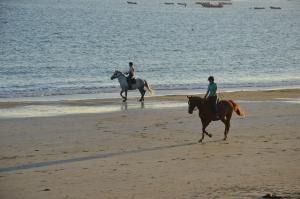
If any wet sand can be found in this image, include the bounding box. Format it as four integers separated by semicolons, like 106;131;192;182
0;89;300;198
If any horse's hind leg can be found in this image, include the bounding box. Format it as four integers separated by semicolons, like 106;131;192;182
138;88;146;102
221;117;231;140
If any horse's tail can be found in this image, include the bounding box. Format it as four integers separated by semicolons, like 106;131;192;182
144;80;154;95
229;100;245;118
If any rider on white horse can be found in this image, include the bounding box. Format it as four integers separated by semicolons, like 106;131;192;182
111;65;153;102
124;62;135;89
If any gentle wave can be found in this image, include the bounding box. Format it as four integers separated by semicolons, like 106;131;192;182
1;81;299;99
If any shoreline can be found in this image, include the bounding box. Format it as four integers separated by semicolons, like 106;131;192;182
1;85;300;102
0;88;299;108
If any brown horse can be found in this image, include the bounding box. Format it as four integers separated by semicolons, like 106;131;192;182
187;96;245;143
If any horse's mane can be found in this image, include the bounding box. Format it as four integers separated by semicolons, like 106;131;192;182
188;96;206;106
190;96;203;99
115;70;125;76
190;96;204;102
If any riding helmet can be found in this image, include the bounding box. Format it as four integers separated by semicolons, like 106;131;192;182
208;76;214;81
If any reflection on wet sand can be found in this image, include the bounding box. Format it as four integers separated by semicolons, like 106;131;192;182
121;102;145;111
0;101;185;119
1;96;299;119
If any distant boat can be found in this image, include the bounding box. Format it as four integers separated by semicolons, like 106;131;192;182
200;2;223;8
127;1;137;4
270;6;281;9
254;7;265;9
177;2;187;6
220;2;232;5
164;2;175;5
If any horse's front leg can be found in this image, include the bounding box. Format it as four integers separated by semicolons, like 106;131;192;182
199;119;211;143
124;90;127;102
120;90;127;102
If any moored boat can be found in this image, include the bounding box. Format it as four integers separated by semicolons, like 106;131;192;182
127;1;137;4
220;2;232;5
200;2;223;8
177;2;187;6
270;6;281;9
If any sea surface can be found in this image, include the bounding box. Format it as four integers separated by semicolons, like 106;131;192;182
1;0;300;100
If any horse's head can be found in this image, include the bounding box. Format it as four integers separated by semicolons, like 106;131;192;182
187;96;202;114
111;70;122;80
187;96;196;114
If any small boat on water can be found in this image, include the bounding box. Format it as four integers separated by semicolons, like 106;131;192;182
127;1;137;4
221;2;232;5
164;2;175;5
177;2;187;6
270;6;281;9
254;7;265;9
200;2;223;8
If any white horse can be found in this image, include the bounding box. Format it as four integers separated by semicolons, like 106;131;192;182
111;70;153;102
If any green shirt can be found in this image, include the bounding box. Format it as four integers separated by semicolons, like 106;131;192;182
207;82;217;97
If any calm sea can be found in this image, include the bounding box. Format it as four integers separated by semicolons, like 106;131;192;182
1;0;300;99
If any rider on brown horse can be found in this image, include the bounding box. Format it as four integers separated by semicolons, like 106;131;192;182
187;95;245;142
204;76;219;120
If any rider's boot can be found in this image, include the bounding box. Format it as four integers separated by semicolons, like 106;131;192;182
213;102;219;120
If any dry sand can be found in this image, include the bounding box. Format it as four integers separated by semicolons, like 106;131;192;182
0;89;300;199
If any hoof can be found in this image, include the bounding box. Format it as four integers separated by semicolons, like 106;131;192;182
139;99;144;102
208;134;212;138
198;139;203;143
123;99;127;102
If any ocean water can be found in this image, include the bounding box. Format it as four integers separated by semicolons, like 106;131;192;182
1;0;300;99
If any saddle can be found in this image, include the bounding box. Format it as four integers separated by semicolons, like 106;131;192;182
127;77;136;89
209;98;220;121
127;77;136;84
130;78;136;84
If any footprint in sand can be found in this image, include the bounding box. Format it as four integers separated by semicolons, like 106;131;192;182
294;148;300;152
0;156;18;160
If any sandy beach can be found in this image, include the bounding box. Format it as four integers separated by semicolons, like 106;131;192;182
0;89;300;199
